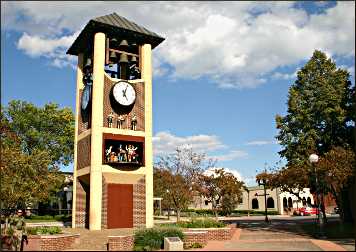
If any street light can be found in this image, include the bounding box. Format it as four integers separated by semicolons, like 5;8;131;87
166;189;170;220
309;153;326;238
256;178;269;223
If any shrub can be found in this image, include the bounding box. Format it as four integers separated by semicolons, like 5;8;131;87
176;218;226;228
26;226;62;235
134;227;184;251
187;242;203;249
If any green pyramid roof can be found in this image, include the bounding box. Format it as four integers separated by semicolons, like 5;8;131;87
67;12;165;55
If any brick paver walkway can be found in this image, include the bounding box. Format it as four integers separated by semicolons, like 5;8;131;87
63;227;133;251
193;221;353;251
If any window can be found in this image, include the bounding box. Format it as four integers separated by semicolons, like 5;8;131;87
205;200;209;206
267;197;274;208
252;199;259;209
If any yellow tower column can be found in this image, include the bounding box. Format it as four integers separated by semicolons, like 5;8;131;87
89;32;106;230
141;44;154;228
72;53;84;228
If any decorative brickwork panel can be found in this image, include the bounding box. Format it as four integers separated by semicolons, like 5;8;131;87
23;234;80;251
183;231;208;248
108;235;134;251
75;179;89;228
101;176;108;229
77;135;91;170
78;89;91;135
133;177;146;228
186;227;234;241
103;75;145;131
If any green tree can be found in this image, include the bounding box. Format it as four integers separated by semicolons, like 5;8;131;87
276;50;354;163
2;100;75;166
0;100;74;211
274;50;355;221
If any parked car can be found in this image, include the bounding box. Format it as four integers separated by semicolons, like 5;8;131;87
297;204;319;216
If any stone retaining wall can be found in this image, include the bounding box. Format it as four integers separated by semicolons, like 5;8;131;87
23;233;80;251
107;235;134;251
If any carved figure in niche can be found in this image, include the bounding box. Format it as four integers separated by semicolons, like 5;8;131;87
108;112;115;128
110;151;116;162
131;113;137;130
132;146;139;163
118;144;127;162
126;144;138;162
117;114;125;129
105;146;113;162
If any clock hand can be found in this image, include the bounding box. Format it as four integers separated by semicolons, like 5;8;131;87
123;85;128;96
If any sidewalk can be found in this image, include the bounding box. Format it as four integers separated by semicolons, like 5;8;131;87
192;220;354;251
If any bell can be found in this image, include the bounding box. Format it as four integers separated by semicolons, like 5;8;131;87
119;53;129;64
110;38;119;48
84;58;92;70
109;51;117;62
130;56;137;63
119;39;129;48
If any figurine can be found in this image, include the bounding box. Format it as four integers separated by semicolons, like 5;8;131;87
118;144;127;162
126;144;138;162
132;146;139;163
110;151;116;162
131;113;137;130
117;114;125;129
108;112;114;128
105;146;113;162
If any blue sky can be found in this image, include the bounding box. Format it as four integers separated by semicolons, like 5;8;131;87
1;1;355;185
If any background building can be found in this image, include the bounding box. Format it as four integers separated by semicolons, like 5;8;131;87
190;186;315;215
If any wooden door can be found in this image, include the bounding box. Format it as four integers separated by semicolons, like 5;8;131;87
107;184;133;228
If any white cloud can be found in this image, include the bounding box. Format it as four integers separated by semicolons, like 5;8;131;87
2;2;355;87
271;71;297;80
210;150;248;161
16;32;79;68
245;140;277;146
153;131;226;155
153;131;247;162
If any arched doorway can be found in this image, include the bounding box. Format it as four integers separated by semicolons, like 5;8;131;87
288;197;293;208
307;197;312;205
283;197;287;208
252;198;259;209
267;197;275;208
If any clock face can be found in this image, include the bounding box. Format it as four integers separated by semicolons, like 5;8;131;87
81;85;91;110
112;81;136;106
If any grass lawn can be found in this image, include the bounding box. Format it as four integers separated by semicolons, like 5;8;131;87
299;220;354;239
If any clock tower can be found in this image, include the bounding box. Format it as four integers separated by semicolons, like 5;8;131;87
67;13;164;230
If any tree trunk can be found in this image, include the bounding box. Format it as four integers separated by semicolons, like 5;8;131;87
176;209;181;222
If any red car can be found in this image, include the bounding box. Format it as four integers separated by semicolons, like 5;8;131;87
297;205;319;216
